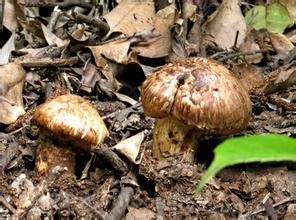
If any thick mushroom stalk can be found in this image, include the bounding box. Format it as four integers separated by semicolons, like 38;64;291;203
33;94;109;175
141;57;251;163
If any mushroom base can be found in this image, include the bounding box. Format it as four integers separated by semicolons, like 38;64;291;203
152;117;201;163
35;138;76;175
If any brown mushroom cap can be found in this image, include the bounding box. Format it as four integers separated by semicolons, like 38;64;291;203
34;94;109;150
141;57;251;135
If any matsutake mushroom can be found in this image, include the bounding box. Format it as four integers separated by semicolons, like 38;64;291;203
33;94;109;174
141;57;251;163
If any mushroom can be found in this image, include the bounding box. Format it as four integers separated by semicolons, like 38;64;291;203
141;57;251;163
33;94;109;174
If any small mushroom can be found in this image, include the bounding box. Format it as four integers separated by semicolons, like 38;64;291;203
141;57;251;163
33;94;109;174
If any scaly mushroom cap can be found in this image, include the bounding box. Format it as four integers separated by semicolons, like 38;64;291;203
34;94;109;150
141;57;251;135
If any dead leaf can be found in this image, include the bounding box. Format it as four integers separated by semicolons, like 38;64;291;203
232;64;266;93
3;0;18;32
269;32;294;55
114;92;138;105
41;24;69;47
0;33;16;65
126;207;155;220
111;131;145;164
239;37;263;64
264;66;296;94
88;39;130;68
0;63;26;124
80;62;101;93
203;0;247;49
103;0;155;37
132;5;177;58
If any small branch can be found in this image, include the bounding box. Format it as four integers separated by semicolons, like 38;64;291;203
92;146;129;175
0;195;17;214
217;49;269;62
22;0;94;9
14;57;79;68
105;186;134;220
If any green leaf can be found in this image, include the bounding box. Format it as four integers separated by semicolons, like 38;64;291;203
197;134;296;191
245;5;266;31
244;3;291;33
266;3;291;33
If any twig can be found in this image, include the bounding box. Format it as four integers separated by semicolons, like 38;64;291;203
105;186;134;220
241;197;296;218
217;49;269;62
15;57;79;68
22;0;94;9
92;146;129;175
73;12;109;35
0;195;17;214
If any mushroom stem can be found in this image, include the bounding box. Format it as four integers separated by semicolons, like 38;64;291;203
152;116;202;163
35;135;76;175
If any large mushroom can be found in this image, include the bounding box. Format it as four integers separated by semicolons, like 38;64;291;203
141;57;251;163
33;94;109;174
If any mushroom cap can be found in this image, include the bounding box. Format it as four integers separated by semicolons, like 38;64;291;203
34;94;109;150
141;57;251;135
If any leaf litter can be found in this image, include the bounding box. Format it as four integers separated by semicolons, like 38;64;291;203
0;0;295;219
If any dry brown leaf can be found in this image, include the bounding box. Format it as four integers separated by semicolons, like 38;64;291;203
132;5;177;58
3;0;18;32
126;207;155;220
0;33;15;65
264;66;296;94
80;63;101;93
285;29;296;43
0;63;26;124
41;24;69;47
111;131;145;164
103;0;155;37
239;37;263;64
203;0;247;49
232;64;266;93
269;32;294;55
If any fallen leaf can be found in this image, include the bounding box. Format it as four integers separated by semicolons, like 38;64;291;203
111;131;145;164
88;39;131;68
80;62;101;93
0;63;26;124
264;66;296;94
0;33;15;65
132;5;177;58
3;0;18;32
103;0;155;37
126;207;155;220
41;24;69;47
269;32;294;55
239;37;263;64
203;0;247;49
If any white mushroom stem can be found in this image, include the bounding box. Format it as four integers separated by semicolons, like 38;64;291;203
152;116;202;163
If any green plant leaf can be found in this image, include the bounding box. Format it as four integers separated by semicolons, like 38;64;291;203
245;5;266;31
245;3;291;33
197;134;296;191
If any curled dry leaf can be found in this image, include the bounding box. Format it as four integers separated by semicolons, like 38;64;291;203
0;33;15;65
80;62;101;93
203;0;247;49
264;66;296;94
3;0;18;32
132;5;177;58
88;40;131;68
0;63;26;124
269;32;294;55
103;0;155;37
41;24;69;47
111;131;145;164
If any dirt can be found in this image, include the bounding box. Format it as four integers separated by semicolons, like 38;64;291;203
0;0;296;219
